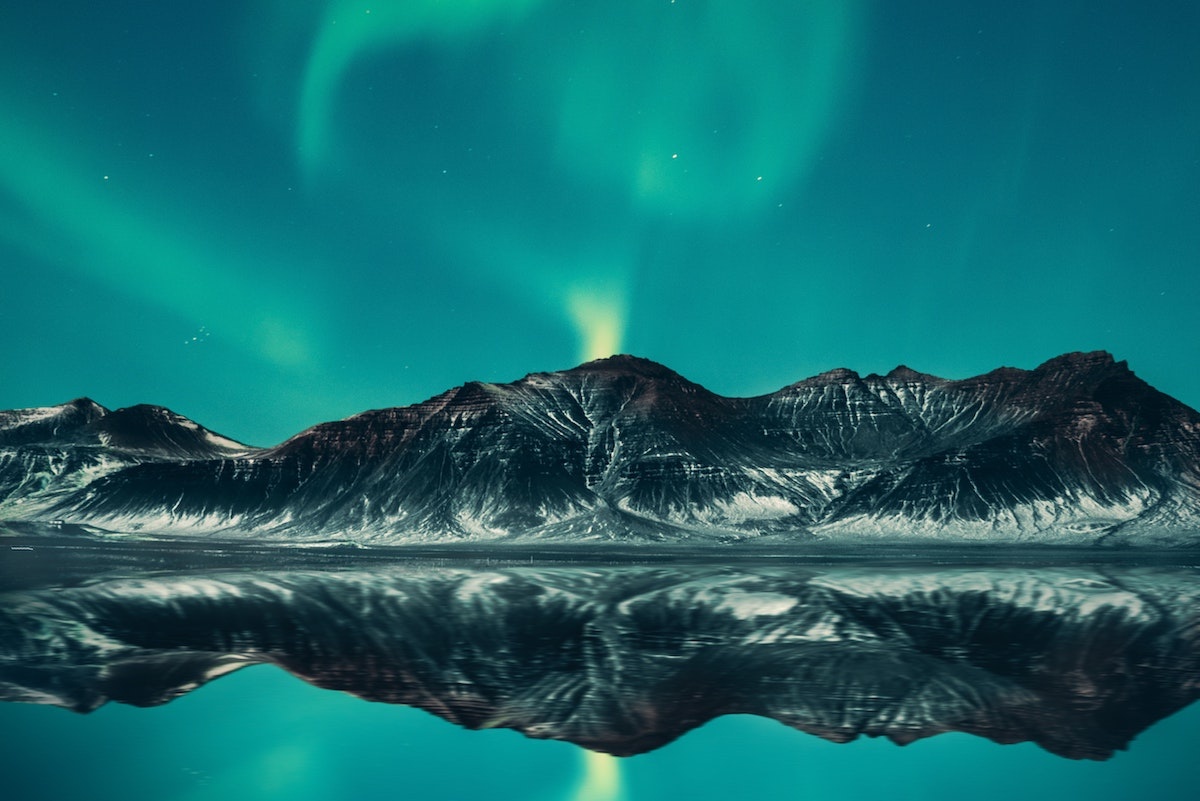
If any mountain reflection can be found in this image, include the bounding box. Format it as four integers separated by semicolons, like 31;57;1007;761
2;543;1198;760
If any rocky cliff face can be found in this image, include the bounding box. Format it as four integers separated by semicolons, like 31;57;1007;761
3;352;1199;544
0;398;248;520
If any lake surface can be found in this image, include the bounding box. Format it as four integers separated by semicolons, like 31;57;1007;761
2;539;1199;800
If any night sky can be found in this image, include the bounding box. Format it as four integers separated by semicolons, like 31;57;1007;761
4;4;1200;798
2;1;1198;448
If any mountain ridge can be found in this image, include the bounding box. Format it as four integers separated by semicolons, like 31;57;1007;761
3;352;1198;545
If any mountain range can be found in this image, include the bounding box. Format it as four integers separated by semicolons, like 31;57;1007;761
3;351;1199;545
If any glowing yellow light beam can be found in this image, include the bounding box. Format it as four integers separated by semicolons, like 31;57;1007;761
569;750;624;801
567;286;626;363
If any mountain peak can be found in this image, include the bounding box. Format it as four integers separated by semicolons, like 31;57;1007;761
786;367;862;388
65;397;108;413
0;397;109;440
1034;351;1121;372
566;354;685;381
885;365;938;382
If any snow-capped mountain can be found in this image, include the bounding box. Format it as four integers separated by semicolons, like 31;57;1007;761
0;398;249;518
3;352;1199;545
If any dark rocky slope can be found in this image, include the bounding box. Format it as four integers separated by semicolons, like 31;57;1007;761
2;352;1198;544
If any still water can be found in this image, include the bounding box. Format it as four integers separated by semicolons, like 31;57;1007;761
2;542;1199;800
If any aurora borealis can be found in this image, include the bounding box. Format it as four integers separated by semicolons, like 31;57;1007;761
3;5;1200;800
3;1;1197;446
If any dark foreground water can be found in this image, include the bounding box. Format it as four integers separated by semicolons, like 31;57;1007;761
2;538;1199;800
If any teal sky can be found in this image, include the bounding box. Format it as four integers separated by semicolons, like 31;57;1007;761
2;1;1198;446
